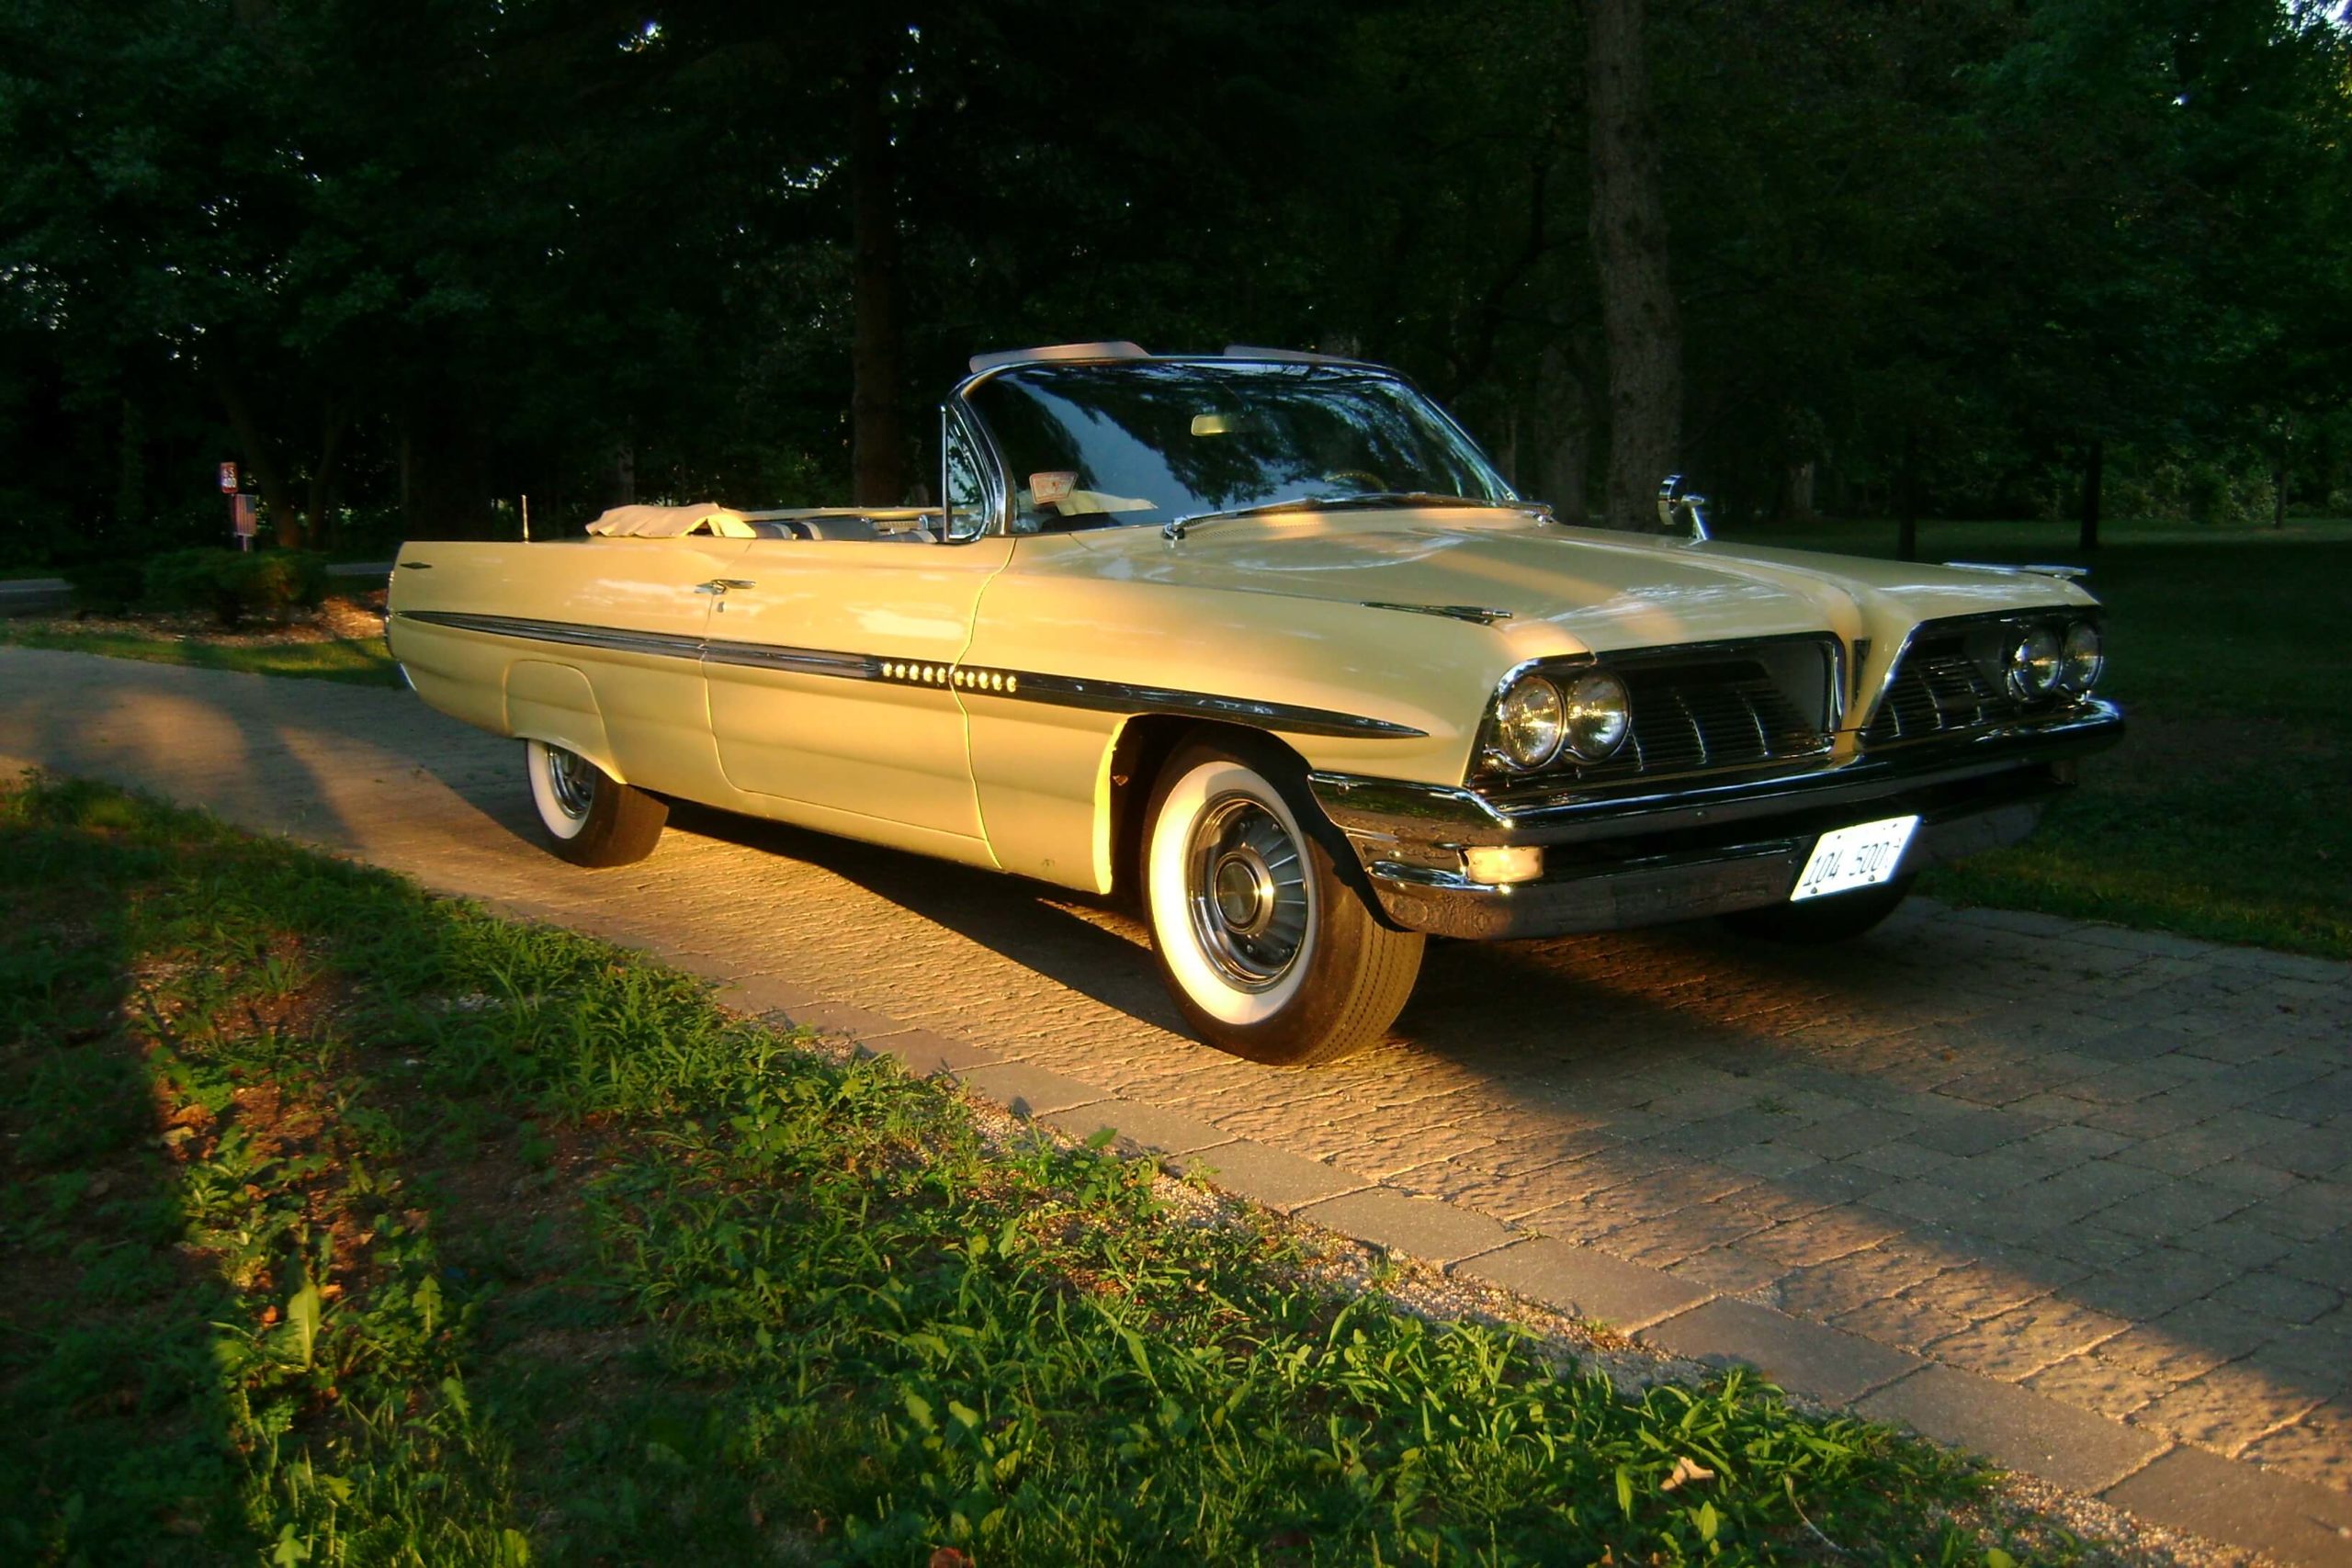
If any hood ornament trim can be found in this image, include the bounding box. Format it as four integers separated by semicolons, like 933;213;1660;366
1360;601;1514;626
1943;560;2090;582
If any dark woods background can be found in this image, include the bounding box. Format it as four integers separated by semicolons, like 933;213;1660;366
2;0;2347;564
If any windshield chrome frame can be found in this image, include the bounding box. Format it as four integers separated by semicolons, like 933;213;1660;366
944;355;1520;540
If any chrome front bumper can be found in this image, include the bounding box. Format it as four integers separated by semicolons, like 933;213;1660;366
1308;700;2123;942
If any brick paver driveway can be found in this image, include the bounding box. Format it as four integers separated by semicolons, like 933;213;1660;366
5;649;2347;1556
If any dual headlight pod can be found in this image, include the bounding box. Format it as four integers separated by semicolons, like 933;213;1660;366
2007;620;2103;699
1492;669;1631;772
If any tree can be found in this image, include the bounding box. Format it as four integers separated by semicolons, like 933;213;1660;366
1586;0;1680;530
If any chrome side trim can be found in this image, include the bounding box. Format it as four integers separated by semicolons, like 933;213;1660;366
701;638;880;681
391;610;1425;739
1001;671;1428;739
397;609;701;661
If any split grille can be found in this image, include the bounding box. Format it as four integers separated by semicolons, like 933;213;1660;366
1865;644;2014;742
1862;618;2065;746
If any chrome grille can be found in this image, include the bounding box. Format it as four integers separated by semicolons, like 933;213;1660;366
1600;660;1826;778
1864;624;2041;745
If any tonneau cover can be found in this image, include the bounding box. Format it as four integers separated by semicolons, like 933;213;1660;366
585;503;756;538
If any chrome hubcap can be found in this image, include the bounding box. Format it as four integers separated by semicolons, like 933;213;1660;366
1186;795;1308;990
545;746;596;819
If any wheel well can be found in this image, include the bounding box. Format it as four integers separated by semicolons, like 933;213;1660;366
1106;717;1311;905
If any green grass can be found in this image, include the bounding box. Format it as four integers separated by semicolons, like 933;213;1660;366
0;774;2092;1566
0;623;401;687
1714;516;2352;959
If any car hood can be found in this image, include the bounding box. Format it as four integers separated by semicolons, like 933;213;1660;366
1063;510;2092;656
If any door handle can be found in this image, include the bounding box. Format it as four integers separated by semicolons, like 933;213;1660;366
695;579;756;594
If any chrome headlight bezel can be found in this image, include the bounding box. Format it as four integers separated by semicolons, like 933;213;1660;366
2007;625;2063;700
2060;620;2104;694
1484;665;1635;774
1491;674;1566;772
1561;670;1632;761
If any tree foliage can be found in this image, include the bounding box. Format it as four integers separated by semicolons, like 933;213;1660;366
1;0;2346;562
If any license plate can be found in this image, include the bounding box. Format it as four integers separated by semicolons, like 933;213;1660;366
1791;815;1920;901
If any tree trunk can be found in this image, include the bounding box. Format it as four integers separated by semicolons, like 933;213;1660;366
1896;426;1919;562
613;438;636;508
115;396;146;530
2078;437;2104;553
850;25;904;507
1784;459;1816;523
399;428;413;536
1494;410;1521;491
2273;417;2291;530
1537;345;1592;524
1587;0;1681;532
305;406;345;550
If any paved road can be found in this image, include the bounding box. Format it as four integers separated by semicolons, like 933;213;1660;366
4;649;2346;1560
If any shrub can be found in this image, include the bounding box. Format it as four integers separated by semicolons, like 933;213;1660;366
140;548;330;626
63;558;148;615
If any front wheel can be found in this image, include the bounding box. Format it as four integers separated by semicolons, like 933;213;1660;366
525;739;669;867
1720;873;1917;943
1143;738;1424;1066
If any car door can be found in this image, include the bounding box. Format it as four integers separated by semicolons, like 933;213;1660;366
700;530;1012;847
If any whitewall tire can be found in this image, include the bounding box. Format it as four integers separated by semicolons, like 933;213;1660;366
1143;737;1423;1065
525;739;668;867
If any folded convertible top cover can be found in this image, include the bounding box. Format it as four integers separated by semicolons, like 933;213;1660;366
585;503;755;538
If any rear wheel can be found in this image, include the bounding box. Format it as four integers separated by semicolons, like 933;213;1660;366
525;739;668;867
1143;737;1423;1066
1720;873;1916;943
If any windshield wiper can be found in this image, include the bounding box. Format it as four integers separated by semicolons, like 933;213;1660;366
1163;492;1521;541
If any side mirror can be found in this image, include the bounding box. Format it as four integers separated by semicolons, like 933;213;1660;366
1657;473;1711;541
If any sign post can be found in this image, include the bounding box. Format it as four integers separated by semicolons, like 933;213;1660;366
221;463;253;550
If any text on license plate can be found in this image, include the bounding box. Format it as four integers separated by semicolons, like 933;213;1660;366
1790;815;1920;902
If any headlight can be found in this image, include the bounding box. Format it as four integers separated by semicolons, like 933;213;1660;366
2061;622;2103;692
2007;626;2062;698
1494;676;1565;770
1563;671;1632;760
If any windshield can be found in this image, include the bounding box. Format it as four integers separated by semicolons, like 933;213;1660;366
963;360;1514;534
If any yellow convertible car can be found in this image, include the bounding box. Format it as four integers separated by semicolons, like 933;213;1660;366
387;344;2123;1065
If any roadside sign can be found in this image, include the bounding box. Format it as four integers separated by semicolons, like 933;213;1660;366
218;461;238;492
232;493;259;539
